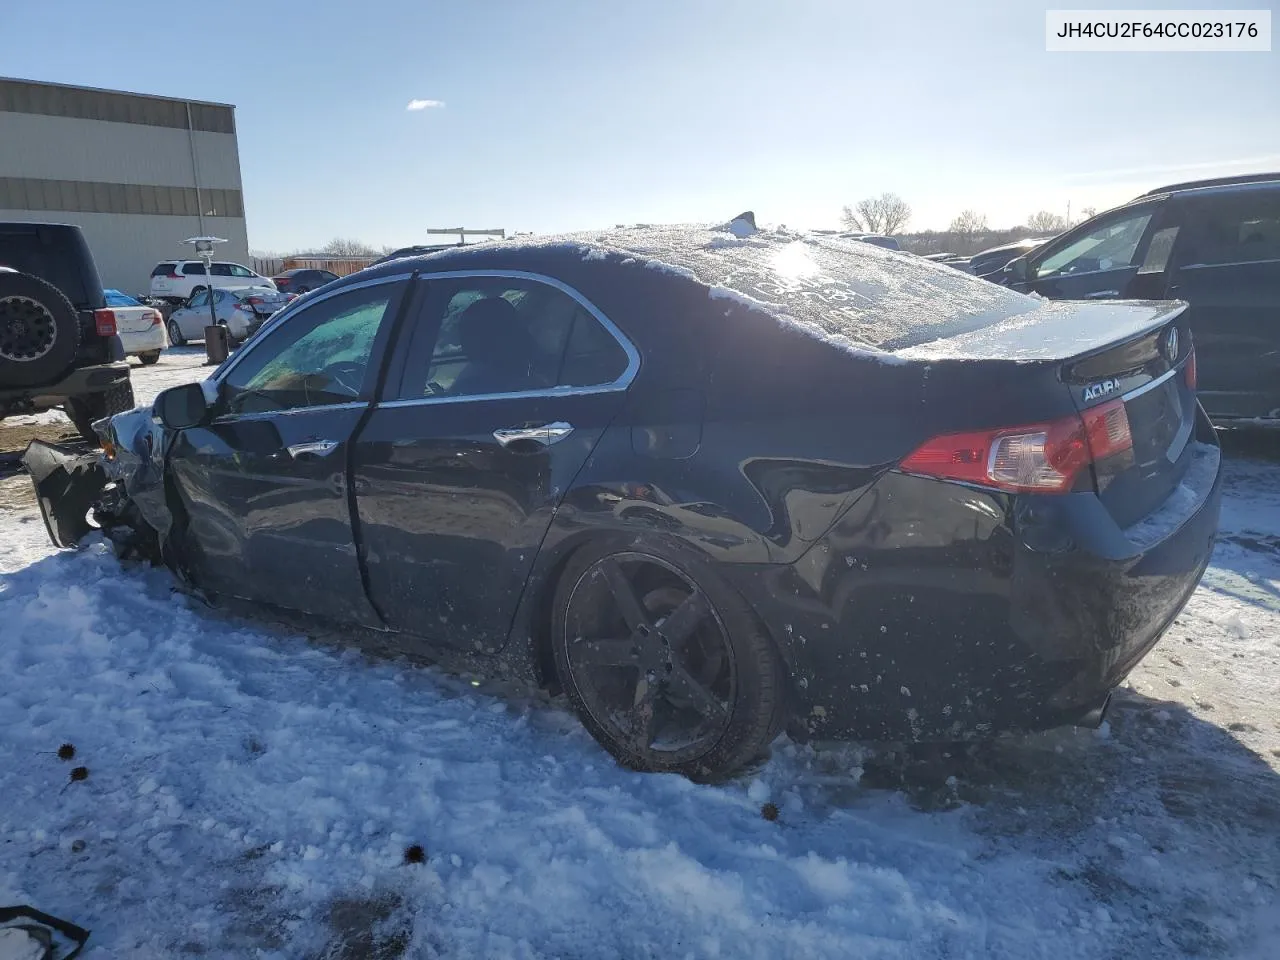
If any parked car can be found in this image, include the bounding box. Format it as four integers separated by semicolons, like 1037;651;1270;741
27;222;1220;780
271;268;341;296
966;238;1049;280
103;289;167;365
0;222;133;442
851;234;901;251
165;286;289;346
998;172;1280;423
149;260;275;303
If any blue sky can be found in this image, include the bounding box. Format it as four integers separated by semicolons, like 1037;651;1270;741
5;1;1277;250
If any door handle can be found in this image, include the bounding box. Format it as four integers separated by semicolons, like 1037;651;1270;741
1084;290;1122;299
287;439;339;458
492;422;574;447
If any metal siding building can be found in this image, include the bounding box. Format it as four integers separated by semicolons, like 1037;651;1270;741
0;78;249;294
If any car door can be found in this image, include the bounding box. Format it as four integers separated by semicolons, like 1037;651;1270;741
167;275;410;624
351;271;638;653
181;261;207;296
1166;192;1280;420
1022;201;1171;301
176;290;209;340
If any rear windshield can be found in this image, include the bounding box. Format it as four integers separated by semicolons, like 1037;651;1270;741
152;262;176;276
0;225;92;306
589;226;1039;351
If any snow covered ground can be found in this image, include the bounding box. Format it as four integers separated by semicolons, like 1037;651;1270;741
1;351;1277;958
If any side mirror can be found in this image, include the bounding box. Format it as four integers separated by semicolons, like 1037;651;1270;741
1004;256;1030;285
155;382;210;429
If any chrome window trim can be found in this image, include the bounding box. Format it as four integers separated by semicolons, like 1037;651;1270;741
212;400;367;425
379;269;641;408
211;272;414;387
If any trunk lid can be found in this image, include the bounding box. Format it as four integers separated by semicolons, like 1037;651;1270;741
896;298;1196;527
110;305;159;335
1063;308;1196;527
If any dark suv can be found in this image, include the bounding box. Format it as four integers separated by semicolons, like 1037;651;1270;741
0;222;134;442
1000;173;1280;424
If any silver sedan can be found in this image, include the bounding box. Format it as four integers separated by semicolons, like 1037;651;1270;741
165;286;289;345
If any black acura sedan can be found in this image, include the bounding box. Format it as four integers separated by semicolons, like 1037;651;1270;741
27;219;1222;780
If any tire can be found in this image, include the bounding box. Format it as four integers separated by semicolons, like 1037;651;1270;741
0;271;82;387
167;319;187;347
64;381;135;445
139;351;161;365
551;541;787;781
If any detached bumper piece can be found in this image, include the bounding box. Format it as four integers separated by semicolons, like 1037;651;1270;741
22;440;107;548
0;904;90;959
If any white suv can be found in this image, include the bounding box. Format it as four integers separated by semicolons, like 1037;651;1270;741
150;260;275;302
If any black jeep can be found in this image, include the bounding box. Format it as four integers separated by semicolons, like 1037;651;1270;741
0;222;134;443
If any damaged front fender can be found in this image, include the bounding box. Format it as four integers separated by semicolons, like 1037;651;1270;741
22;407;176;557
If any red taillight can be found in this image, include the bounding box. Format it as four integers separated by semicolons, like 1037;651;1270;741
93;308;116;336
1185;349;1197;390
901;400;1133;494
150;308;162;327
274;278;289;288
246;296;264;305
167;271;180;279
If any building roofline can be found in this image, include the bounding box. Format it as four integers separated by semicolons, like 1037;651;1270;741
0;75;235;110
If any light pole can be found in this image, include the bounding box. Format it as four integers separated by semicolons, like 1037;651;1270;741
182;236;227;365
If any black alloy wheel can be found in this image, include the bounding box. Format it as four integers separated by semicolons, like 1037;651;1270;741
0;295;57;362
553;545;786;780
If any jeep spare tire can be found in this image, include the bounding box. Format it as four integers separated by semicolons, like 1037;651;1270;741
0;271;81;387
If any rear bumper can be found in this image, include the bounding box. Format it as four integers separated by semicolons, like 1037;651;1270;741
728;422;1224;742
119;327;167;355
0;361;131;412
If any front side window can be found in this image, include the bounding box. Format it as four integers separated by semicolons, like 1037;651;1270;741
1035;209;1154;278
399;276;630;399
182;262;206;276
221;283;400;415
228;263;255;278
210;263;233;276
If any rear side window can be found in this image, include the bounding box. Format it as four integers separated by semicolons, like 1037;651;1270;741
152;262;176;277
210;263;232;276
397;276;631;399
183;262;206;275
1182;197;1280;267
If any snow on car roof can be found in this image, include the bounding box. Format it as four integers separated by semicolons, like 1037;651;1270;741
485;222;1042;355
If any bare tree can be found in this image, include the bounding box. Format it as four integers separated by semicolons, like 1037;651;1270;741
841;193;912;235
949;209;989;234
321;237;380;257
1074;206;1098;226
1026;211;1069;234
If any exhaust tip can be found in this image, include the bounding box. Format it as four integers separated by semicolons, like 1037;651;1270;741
1075;693;1113;730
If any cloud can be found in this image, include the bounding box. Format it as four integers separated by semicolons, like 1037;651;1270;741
405;99;444;111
